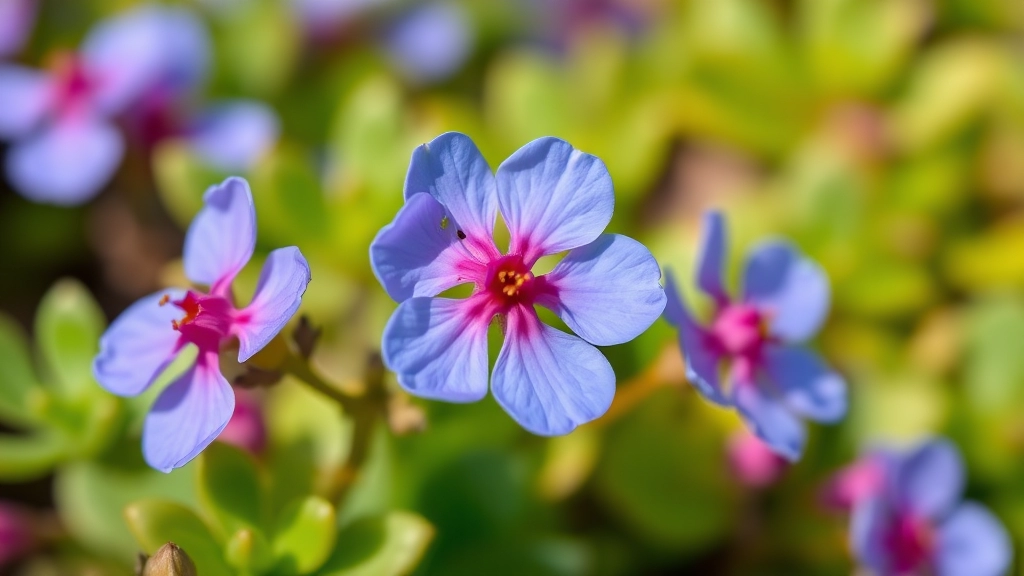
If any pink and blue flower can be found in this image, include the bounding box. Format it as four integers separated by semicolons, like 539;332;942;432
847;439;1011;576
371;132;666;435
0;5;278;205
664;211;846;461
93;177;310;472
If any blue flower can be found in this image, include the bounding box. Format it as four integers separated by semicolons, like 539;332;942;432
384;2;473;84
664;211;846;461
371;132;666;435
850;439;1012;576
93;177;310;472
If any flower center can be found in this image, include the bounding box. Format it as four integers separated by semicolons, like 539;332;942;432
711;304;767;358
486;255;535;304
885;513;934;573
49;52;98;117
160;291;234;352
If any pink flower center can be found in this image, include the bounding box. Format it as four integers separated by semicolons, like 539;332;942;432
485;254;538;308
710;304;768;359
49;52;99;118
161;291;234;353
885;512;935;573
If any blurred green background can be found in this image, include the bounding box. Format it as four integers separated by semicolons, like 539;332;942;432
2;0;1024;574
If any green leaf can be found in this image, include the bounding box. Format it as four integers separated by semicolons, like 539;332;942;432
800;0;927;97
271;496;337;575
837;260;936;319
891;39;1003;152
848;370;948;442
0;314;41;426
594;389;738;552
197;442;265;537
319;512;434;576
265;380;347;516
219;0;300;96
34;279;105;396
225;528;275;575
54;456;197;562
0;433;66;481
943;217;1024;292
248;144;329;247
125;500;232;576
963;295;1024;410
152;141;224;229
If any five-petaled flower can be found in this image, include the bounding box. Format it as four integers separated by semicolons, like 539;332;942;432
93;177;310;473
0;5;278;205
663;211;846;461
848;438;1011;576
371;132;666;435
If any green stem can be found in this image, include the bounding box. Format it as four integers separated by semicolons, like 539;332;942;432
281;352;382;506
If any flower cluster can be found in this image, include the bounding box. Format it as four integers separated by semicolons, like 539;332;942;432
78;130;1011;575
0;5;277;205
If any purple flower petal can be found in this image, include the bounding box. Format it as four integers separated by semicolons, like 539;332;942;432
742;241;830;343
371;190;489;302
235;247;311;362
495;137;613;264
696;211;728;303
81;5;209;114
385;2;472;84
187;100;279;172
762;344;847;423
0;0;37;58
152;6;210;95
93;289;186;396
538;234;665;346
0;65;52;139
6;115;123;205
183;177;256;293
663;270;730;406
491;305;615;436
850;496;894;575
893;439;964;521
733;379;806;462
404;132;499;260
382;296;491;402
142;352;235;473
936;502;1011;576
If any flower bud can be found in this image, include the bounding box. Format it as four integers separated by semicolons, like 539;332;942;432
0;503;36;567
727;431;787;488
217;388;267;454
142;543;197;576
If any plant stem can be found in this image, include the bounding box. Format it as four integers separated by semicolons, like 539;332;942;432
282;352;382;506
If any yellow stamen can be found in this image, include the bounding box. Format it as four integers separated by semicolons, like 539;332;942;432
159;294;170;306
